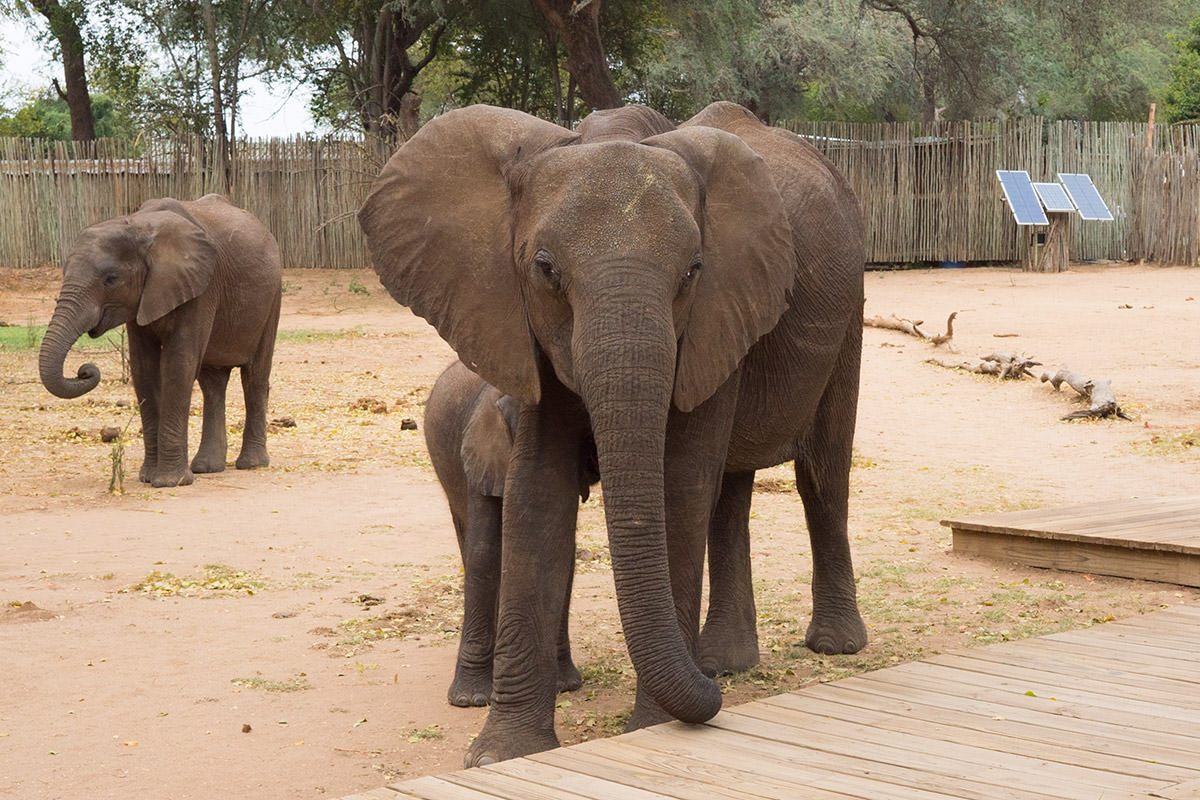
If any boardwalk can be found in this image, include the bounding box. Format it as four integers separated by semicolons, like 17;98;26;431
341;604;1200;799
943;496;1200;588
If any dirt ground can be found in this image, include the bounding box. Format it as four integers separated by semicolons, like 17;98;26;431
1;262;1198;800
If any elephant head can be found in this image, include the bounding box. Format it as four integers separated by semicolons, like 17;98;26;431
359;105;796;724
39;199;217;398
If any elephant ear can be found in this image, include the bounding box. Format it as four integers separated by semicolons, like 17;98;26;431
133;208;218;326
358;105;579;405
643;127;797;413
460;389;515;498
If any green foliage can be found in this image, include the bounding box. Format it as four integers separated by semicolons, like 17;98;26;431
0;90;131;139
1164;17;1200;123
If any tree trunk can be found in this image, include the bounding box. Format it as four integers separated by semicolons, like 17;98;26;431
530;0;622;110
200;0;230;188
30;0;96;141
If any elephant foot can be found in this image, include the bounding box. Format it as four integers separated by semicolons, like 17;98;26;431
151;467;195;488
235;448;269;470
698;626;760;677
624;695;673;732
448;664;493;708
463;718;558;767
190;453;227;474
805;609;868;655
557;657;582;694
138;461;155;484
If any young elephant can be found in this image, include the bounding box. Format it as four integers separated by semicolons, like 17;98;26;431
39;194;282;487
425;360;598;707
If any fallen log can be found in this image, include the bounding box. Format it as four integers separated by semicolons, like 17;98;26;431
865;311;958;352
926;351;1040;380
1040;366;1132;420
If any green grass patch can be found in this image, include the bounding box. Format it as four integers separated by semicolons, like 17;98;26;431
0;325;123;352
1136;429;1200;457
275;328;362;343
406;724;443;742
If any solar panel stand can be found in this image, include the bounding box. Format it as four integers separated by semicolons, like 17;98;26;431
1037;211;1071;273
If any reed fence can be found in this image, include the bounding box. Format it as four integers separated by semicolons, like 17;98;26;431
2;119;1198;270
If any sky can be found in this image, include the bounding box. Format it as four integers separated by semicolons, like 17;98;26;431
0;17;316;138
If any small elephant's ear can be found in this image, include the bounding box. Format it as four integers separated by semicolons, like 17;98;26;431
358;105;579;405
642;127;796;412
134;209;218;326
460;388;515;498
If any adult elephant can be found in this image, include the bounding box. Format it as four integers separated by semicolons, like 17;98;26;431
359;101;866;766
39;194;282;488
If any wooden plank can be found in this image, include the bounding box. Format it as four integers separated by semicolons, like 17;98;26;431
941;643;1200;694
532;737;854;800
706;707;1157;799
951;528;1200;586
859;661;1200;736
801;680;1200;771
640;723;973;800
390;776;508;799
721;698;1174;795
470;755;673;800
754;690;1200;783
924;653;1200;708
614;723;1063;800
1008;636;1200;683
942;496;1200;532
1154;778;1200;799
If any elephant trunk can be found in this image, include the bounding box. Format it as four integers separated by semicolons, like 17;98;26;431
574;289;722;724
39;291;102;399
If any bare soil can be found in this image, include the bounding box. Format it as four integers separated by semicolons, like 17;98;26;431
1;263;1198;800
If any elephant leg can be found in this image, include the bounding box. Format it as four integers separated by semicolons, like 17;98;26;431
150;342;202;488
127;328;161;484
556;564;582;694
796;335;867;655
627;375;740;731
466;379;585;767
699;469;759;676
449;494;501;708
191;365;230;473
235;322;275;470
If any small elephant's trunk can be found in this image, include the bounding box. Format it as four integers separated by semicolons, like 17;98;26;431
575;293;722;725
39;294;102;399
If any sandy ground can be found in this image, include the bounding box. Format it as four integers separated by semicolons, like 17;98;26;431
1;263;1198;799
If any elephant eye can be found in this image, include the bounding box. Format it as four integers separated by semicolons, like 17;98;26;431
102;273;119;287
534;250;561;289
681;260;702;289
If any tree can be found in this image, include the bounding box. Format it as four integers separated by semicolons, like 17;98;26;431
0;88;129;138
8;0;97;139
528;0;621;110
292;1;451;140
1164;17;1200;123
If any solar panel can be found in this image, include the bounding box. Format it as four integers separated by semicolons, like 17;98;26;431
997;170;1048;225
1032;182;1076;213
1058;173;1114;221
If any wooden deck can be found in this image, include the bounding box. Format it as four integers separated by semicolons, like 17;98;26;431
342;604;1200;800
942;496;1200;588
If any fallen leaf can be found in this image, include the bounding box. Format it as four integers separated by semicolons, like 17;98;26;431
122;741;138;747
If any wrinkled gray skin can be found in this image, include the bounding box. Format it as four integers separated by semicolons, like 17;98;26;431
425;359;599;707
39;194;282;488
359;102;866;766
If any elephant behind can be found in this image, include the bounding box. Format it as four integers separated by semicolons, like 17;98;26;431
425;359;599;707
39;194;282;487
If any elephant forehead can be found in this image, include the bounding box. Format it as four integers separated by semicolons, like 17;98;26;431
520;144;701;248
69;220;138;265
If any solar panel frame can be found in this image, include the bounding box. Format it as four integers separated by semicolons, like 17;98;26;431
1058;173;1114;221
1032;182;1076;213
996;170;1049;225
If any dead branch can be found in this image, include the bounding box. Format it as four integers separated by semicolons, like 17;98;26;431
926;351;1040;379
1040;366;1132;421
865;311;958;352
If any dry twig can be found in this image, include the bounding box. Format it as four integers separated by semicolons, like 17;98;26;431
865;311;958;352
